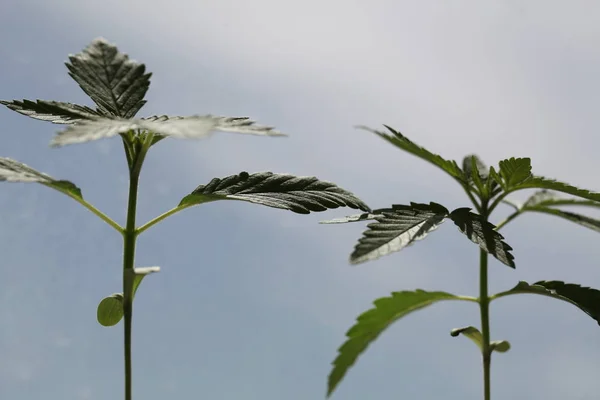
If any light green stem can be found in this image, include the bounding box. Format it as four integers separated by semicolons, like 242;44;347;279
136;204;193;235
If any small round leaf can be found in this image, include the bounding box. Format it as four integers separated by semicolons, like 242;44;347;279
97;293;124;327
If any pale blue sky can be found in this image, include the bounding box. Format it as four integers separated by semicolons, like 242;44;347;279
1;1;600;399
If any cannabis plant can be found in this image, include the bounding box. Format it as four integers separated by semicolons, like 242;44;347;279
323;125;600;399
0;38;369;400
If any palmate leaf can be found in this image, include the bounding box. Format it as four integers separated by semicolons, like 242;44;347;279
179;171;370;214
498;281;600;325
0;157;83;199
349;202;449;265
357;125;464;182
449;208;515;268
328;290;465;397
0;99;100;124
66;37;151;118
50;115;286;147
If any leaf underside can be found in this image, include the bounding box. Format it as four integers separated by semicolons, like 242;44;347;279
449;208;515;268
0;157;82;199
0;99;100;124
357;125;464;181
507;281;600;325
179;171;370;214
50;115;285;147
349;202;449;265
328;290;462;397
66;37;151;118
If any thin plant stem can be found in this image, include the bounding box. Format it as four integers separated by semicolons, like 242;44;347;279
479;247;491;400
494;210;520;231
136;203;194;235
122;170;139;400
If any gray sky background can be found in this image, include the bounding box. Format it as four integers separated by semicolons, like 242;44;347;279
1;1;600;399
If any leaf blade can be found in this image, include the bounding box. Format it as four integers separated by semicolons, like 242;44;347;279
66;37;151;118
328;290;464;397
0;99;100;124
513;177;600;202
350;202;449;265
449;208;515;268
180;171;370;214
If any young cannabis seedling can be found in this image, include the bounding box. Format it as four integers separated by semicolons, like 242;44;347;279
0;38;370;400
322;125;600;399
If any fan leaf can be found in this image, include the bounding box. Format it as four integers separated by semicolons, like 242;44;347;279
0;157;83;199
523;190;600;209
528;208;600;233
449;208;515;268
498;281;600;325
328;290;465;397
50;115;285;147
349;202;449;265
66;37;151;118
179;171;369;214
357;125;464;181
0;99;100;124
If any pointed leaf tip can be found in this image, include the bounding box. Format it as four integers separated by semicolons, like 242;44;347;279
349;202;449;265
179;171;369;214
449;208;515;268
66;38;151;118
328;290;465;396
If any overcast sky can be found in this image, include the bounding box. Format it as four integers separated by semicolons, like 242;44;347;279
1;1;600;399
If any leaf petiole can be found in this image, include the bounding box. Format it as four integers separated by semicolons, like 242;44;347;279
136;204;194;235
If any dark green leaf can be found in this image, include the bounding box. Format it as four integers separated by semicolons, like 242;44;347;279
500;281;600;325
180;172;370;214
50;115;285;147
498;157;532;188
449;208;515;268
464;155;487;195
328;290;464;397
0;157;83;199
0;99;100;124
66;37;151;118
349;203;449;265
357;125;464;181
512;177;600;202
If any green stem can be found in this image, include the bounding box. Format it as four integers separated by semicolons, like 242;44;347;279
136;203;193;236
122;170;139;400
479;248;491;400
494;210;520;231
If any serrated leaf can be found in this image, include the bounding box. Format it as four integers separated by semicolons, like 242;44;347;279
501;281;600;325
498;157;532;188
349;202;449;265
513;177;600;202
0;158;83;199
328;290;464;397
179;171;370;214
50;115;285;147
357;125;464;181
66;37;151;118
450;326;483;350
449;208;515;268
0;99;100;124
528;208;600;233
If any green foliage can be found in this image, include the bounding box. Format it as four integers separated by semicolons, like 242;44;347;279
357;125;464;181
449;208;515;268
450;326;510;353
327;290;469;397
497;157;532;189
0;99;100;124
496;281;600;325
180;171;369;214
512;176;600;202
